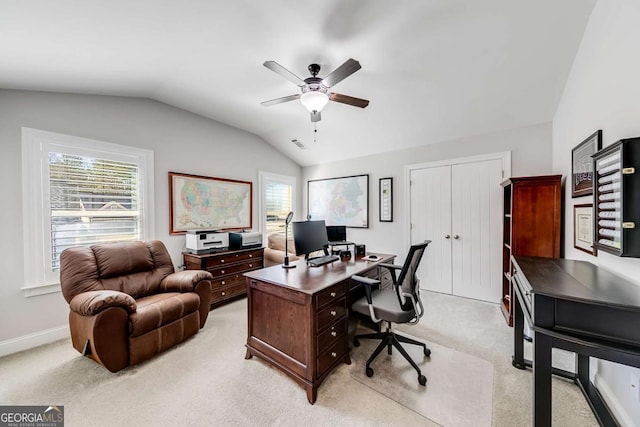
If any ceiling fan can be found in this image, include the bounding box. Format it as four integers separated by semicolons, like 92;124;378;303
261;58;369;122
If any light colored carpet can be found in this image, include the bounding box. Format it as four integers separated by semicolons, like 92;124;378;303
350;332;493;427
0;291;599;426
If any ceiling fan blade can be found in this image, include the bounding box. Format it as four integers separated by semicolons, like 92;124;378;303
263;61;305;86
261;94;301;107
329;92;369;108
322;58;361;87
310;111;322;122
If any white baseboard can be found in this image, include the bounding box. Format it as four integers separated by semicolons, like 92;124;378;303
594;372;635;427
0;325;69;358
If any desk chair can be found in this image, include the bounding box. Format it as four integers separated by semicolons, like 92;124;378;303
351;240;431;385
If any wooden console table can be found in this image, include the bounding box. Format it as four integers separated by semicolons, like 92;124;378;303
243;253;395;404
511;256;640;426
183;247;264;308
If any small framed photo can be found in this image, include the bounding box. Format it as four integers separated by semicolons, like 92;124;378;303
574;204;596;255
571;130;602;198
379;177;393;222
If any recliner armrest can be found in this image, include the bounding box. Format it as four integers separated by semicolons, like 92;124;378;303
160;270;213;293
69;290;137;316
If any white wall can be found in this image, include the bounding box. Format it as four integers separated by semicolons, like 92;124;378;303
0;89;301;351
303;122;553;264
553;0;640;425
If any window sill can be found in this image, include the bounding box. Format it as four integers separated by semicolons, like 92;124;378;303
21;283;61;297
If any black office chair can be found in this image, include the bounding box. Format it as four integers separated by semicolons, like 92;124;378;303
351;240;431;385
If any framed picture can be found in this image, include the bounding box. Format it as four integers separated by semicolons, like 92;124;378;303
168;172;252;234
379;177;393;222
571;130;602;198
574;203;596;255
308;174;369;228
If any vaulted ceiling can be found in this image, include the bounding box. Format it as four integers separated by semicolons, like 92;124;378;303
0;0;596;166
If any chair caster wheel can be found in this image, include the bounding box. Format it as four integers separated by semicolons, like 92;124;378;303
353;338;360;347
424;348;431;357
418;374;427;386
366;367;374;377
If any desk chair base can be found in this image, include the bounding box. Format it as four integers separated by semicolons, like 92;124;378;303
353;324;430;386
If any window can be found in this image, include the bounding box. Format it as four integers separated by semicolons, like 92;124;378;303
258;172;296;242
22;128;154;296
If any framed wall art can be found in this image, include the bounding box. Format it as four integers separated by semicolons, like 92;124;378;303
308;174;369;228
168;172;252;234
571;130;602;198
574;203;596;255
379;177;393;222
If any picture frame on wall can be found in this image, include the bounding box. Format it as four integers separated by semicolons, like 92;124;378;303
308;174;369;228
571;130;602;198
379;177;393;222
168;171;252;234
574;203;596;255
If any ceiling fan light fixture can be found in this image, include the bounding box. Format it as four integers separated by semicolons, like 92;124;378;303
300;91;329;113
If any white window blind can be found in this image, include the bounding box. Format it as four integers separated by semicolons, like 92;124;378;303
22;128;154;296
259;172;296;241
49;153;141;270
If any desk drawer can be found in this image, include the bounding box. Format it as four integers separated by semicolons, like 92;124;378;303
317;340;347;376
317;300;346;330
317;319;346;351
315;282;346;308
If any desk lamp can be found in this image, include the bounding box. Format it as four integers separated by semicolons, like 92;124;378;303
282;211;296;269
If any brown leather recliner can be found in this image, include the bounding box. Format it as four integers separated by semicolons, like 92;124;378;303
60;240;213;372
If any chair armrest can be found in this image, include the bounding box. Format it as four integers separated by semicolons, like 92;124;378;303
69;290;137;316
351;275;380;304
379;263;402;287
160;270;213;293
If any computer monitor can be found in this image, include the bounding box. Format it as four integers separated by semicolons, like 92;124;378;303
326;225;347;243
292;220;329;257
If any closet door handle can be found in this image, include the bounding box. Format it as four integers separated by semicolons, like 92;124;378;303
445;235;450;239
453;235;460;239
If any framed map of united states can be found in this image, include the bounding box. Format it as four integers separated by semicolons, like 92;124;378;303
169;172;252;234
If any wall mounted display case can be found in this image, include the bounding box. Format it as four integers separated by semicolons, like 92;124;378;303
592;137;640;257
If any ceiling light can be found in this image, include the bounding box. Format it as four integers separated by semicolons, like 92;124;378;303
300;91;329;113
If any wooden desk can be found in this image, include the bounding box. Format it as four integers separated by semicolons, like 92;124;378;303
511;256;640;426
243;253;395;404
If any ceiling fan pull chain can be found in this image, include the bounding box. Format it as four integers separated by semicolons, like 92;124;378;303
313;123;318;143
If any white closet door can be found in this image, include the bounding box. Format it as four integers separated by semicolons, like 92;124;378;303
410;166;452;294
450;159;503;302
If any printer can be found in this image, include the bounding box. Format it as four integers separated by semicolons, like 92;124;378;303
229;231;262;250
185;230;229;254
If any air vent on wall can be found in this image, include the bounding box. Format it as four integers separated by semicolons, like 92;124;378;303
292;139;307;150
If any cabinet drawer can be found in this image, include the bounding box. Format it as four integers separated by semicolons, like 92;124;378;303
207;259;261;276
211;273;245;289
317;340;347;376
315;282;346;308
211;282;246;303
379;270;393;289
317;300;346;330
203;249;262;268
317;319;346;351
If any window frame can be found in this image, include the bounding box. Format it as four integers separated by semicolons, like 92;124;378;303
258;171;296;245
21;128;155;297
